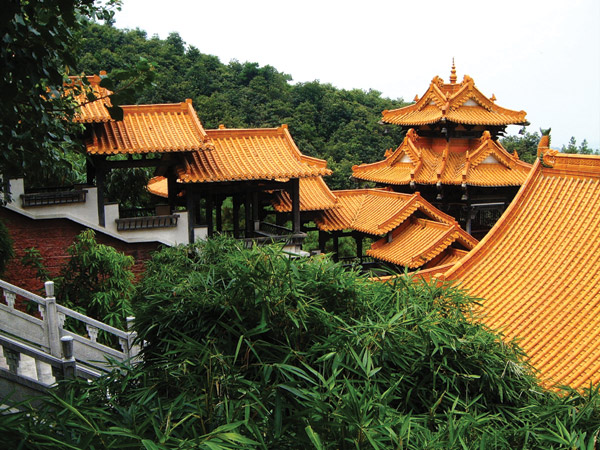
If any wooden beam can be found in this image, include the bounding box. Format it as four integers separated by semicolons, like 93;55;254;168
102;159;167;169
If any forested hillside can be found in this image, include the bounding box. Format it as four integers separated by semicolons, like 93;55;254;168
76;22;407;189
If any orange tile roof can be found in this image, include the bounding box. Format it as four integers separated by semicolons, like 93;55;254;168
147;176;169;198
177;125;332;183
272;176;338;212
366;217;475;268
423;247;469;268
353;129;532;186
68;73;114;123
315;188;460;235
442;151;600;389
85;100;213;155
382;69;527;127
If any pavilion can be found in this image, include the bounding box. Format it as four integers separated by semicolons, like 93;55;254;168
353;63;532;238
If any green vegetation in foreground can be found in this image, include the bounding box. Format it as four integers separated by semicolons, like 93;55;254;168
2;237;598;449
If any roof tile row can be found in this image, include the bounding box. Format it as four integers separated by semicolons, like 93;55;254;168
443;152;600;389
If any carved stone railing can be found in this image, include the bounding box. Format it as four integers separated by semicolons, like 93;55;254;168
21;188;87;207
0;334;98;405
116;214;179;231
0;279;138;377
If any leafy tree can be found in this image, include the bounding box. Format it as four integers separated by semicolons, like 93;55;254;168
502;128;599;162
0;0;119;193
55;229;135;329
501;127;541;163
561;136;599;155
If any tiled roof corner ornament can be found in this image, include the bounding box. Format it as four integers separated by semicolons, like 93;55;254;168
480;130;492;143
413;94;420;102
512;150;519;160
432;75;444;88
384;148;393;158
490;94;497;102
537;128;557;167
406;128;418;142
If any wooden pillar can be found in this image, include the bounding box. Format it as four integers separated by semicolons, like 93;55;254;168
186;185;196;243
86;157;95;186
333;233;339;262
206;193;214;238
244;191;252;236
252;191;259;232
233;195;241;239
290;178;301;234
466;205;473;235
355;233;363;259
318;231;328;254
96;163;106;227
167;170;178;212
215;196;223;233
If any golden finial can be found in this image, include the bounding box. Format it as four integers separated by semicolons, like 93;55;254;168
450;58;457;84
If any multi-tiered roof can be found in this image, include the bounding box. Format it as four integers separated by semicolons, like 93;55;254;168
381;63;527;131
353;64;532;188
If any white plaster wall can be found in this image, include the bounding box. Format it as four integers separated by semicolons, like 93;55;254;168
5;179;191;247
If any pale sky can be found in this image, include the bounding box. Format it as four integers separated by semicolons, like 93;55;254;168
114;0;600;150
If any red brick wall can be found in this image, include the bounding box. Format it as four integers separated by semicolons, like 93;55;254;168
0;208;161;293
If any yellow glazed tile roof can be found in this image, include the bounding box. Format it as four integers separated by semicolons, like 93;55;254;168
68;73;113;123
366;217;475;268
86;100;213;155
273;176;338;212
443;151;600;389
147;176;169;198
353;129;531;186
315;189;460;236
177;125;332;183
382;69;527;127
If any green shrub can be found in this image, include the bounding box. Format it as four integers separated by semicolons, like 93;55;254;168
56;229;135;330
2;237;599;449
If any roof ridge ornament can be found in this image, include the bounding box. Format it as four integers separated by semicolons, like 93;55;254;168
450;58;457;84
537;128;557;167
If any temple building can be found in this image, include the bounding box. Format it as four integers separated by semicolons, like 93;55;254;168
352;63;532;238
314;188;477;268
435;136;600;389
268;176;478;271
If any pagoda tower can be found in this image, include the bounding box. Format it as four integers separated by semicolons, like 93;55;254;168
353;62;532;238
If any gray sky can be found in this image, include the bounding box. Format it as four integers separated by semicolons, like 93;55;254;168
114;0;600;150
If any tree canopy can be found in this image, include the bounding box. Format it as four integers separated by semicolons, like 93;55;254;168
75;22;407;189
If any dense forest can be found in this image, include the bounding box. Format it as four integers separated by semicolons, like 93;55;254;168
74;21;598;185
75;22;407;190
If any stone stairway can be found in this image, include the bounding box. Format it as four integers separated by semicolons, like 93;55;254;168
0;279;138;406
